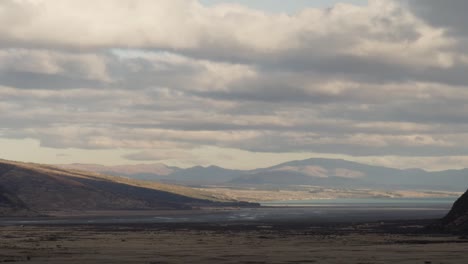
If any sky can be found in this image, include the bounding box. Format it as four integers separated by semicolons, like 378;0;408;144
1;0;468;170
200;0;368;13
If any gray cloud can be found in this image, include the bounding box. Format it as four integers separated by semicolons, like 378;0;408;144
1;0;468;163
404;0;468;36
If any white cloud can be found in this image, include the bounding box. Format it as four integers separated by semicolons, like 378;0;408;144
0;49;111;82
0;0;455;67
1;0;468;169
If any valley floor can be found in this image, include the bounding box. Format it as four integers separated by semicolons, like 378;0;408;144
0;221;467;264
196;187;462;202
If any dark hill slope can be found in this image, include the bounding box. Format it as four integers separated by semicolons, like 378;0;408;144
441;188;468;233
0;160;239;215
0;186;32;216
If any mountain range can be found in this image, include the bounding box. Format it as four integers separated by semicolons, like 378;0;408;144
59;158;468;191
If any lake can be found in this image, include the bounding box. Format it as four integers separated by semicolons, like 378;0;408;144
0;197;457;226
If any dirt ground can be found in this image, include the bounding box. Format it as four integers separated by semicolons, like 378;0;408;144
1;221;467;264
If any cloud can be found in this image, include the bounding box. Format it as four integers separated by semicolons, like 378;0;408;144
0;49;111;82
404;0;468;37
0;1;454;67
1;0;468;168
123;150;195;161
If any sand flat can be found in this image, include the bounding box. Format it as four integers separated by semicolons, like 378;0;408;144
1;223;467;264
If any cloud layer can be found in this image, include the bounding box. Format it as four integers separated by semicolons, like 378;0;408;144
1;0;468;167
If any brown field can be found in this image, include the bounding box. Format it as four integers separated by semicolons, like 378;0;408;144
1;221;467;264
196;186;462;202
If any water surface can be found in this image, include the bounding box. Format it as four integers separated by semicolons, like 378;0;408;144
0;198;456;226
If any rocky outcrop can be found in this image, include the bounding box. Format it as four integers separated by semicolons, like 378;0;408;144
441;188;468;233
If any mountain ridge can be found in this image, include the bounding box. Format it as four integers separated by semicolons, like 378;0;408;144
57;158;468;191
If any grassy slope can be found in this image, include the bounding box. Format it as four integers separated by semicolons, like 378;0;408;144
0;159;234;214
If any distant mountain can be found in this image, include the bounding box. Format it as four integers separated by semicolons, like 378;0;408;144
59;163;243;185
169;166;243;185
58;158;468;191
441;189;468;233
236;158;468;191
0;159;251;216
59;163;177;181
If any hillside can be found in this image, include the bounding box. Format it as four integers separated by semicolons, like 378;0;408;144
0;186;32;216
441;188;468;233
0;160;246;216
